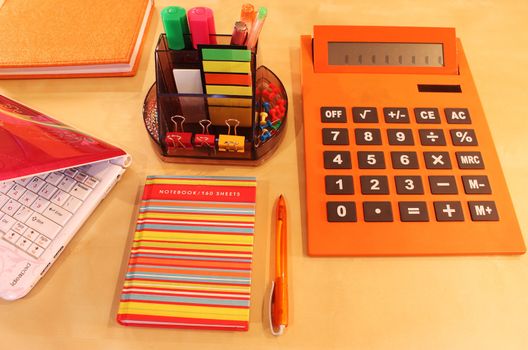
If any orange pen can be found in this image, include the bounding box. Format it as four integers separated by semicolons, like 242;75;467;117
270;194;288;335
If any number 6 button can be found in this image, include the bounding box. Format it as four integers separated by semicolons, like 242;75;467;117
327;202;357;222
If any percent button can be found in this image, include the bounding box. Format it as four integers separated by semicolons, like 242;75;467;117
450;129;478;146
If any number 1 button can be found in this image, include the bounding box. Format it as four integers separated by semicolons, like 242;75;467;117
327;202;357;222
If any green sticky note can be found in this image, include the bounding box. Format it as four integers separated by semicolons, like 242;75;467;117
201;48;252;62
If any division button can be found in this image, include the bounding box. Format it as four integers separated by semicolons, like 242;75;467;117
322;128;350;145
424;152;452;169
433;201;464;221
360;176;389;194
450;129;478;146
327;202;357;222
352;107;378;123
414;108;441;124
429;176;458;194
395;176;424;194
456;152;485;169
357;151;386;169
321;107;347;123
383;107;410;123
398;202;429;222
325;176;354;195
468;201;499;221
363;202;393;222
323;151;352;169
419;129;446;146
445;108;472;124
462;176;492;194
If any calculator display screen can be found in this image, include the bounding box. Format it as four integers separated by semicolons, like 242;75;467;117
328;42;444;67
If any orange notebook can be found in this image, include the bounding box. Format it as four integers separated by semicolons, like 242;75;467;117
0;0;153;79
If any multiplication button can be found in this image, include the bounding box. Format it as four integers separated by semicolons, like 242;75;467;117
433;201;464;221
424;152;452;169
321;107;347;123
363;202;393;222
468;201;499;221
327;202;357;222
352;107;378;123
399;202;429;222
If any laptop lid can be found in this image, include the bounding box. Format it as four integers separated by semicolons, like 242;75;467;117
0;95;127;182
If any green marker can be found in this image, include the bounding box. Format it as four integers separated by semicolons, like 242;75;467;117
161;6;189;50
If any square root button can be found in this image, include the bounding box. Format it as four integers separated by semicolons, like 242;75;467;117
468;201;499;221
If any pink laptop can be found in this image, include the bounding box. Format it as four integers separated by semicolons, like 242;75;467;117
0;95;130;300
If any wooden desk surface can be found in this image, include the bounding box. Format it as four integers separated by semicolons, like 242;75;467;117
1;1;527;349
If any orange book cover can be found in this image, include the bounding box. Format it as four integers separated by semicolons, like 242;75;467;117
0;0;153;79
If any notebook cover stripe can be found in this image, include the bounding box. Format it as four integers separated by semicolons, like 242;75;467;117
117;176;256;331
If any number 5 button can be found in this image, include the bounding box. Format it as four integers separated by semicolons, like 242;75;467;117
327;202;357;222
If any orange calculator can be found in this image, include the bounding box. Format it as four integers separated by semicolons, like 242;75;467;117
300;26;525;256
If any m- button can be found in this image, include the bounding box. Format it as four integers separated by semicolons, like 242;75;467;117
321;107;347;123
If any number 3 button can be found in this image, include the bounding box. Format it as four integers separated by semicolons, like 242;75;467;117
327;202;357;222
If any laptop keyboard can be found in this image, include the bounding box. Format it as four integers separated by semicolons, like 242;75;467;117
0;167;100;259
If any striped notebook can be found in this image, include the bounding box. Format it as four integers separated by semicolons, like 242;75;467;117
117;175;257;331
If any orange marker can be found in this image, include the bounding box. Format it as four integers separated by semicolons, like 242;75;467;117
240;3;255;33
270;194;288;335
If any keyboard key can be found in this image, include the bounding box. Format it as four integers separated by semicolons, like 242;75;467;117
2;199;22;216
399;202;429;222
28;243;44;258
12;222;28;235
462;176;491;194
357;151;385;169
74;172;89;183
36;173;48;179
30;197;50;214
429;176;458;194
3;230;20;244
383;107;410;123
468;201;499;221
390;151;419;169
51;190;70;206
325;176;354;195
38;183;58;200
0;193;9;207
0;215;16;233
14;206;34;223
58;176;77;192
7;184;25;200
363;202;393;222
327;202;357;222
27;177;47;193
424;152;452;169
322;128;349;145
15;236;32;251
63;196;83;213
25;212;61;239
456;151;484;169
395;176;424;194
433;201;464;221
445;108;471;124
323;151;352;169
352;107;378;123
63;168;79;178
387;129;414;145
70;183;92;201
16;177;32;186
321;107;347;123
450;129;478;146
19;190;38;207
43;203;73;226
355;128;382;145
0;181;14;194
414;108;441;124
84;177;100;189
419;129;446;146
35;234;52;249
22;228;39;241
45;172;65;186
360;176;389;194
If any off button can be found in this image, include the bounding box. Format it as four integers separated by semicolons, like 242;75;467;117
321;107;347;123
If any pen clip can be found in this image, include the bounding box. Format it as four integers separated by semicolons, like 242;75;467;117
268;280;285;336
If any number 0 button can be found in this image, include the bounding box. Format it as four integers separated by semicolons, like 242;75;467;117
327;202;357;222
323;151;352;169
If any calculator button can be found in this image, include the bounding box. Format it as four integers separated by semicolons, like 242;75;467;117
414;108;441;124
419;129;446;146
322;128;349;145
323;151;352;169
390;152;419;169
327;202;357;222
429;176;458;194
325;176;354;195
321;107;347;123
395;176;424;194
450;129;478;146
399;202;429;222
363;202;393;222
433;202;464;221
360;176;389;194
354;128;382;145
387;129;414;145
462;176;491;194
423;152;452;169
456;152;484;169
357;151;386;169
468;201;499;221
445;108;471;124
383;108;410;123
352;107;378;123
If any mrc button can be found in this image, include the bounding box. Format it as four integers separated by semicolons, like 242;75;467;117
456;151;484;169
321;107;347;123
